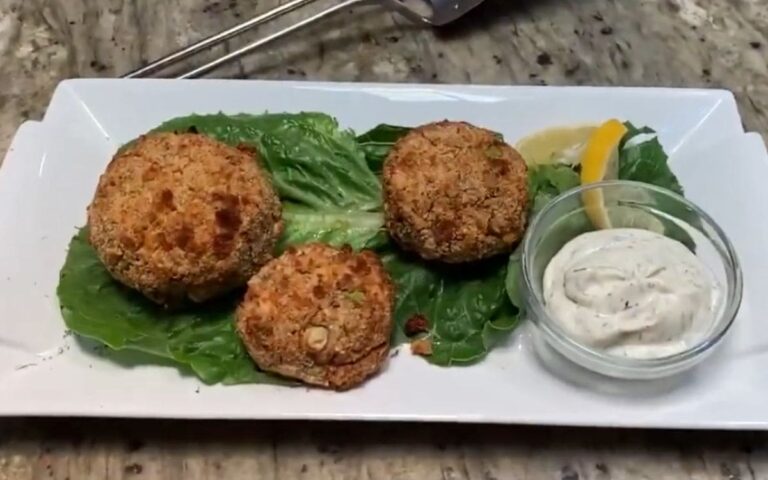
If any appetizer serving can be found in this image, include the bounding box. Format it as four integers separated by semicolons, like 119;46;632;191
57;111;735;390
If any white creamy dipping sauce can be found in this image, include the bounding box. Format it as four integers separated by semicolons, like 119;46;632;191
542;228;717;359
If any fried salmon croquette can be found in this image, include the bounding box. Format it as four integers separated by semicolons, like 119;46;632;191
382;121;529;263
235;243;395;390
87;132;283;306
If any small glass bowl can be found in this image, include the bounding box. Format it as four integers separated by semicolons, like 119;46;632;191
521;180;743;379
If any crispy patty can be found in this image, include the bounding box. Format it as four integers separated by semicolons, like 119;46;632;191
235;243;394;390
382;121;529;263
87;132;283;306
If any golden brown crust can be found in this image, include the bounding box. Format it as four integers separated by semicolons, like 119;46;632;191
235;243;395;391
87;132;283;306
382;121;529;263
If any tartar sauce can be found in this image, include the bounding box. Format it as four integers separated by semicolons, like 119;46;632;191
542;228;716;359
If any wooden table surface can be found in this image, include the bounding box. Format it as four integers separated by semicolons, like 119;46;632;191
1;0;767;478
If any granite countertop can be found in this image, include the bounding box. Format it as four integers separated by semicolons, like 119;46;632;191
1;0;767;478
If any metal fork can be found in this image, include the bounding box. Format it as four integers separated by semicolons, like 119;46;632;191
123;0;486;79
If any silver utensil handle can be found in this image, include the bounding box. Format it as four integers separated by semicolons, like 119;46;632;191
178;0;372;79
123;0;318;78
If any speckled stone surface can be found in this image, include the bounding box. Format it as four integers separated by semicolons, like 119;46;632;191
1;0;767;478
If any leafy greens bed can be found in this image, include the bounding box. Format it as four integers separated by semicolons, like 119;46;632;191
57;113;683;385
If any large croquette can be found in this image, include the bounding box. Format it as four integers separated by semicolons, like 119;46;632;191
235;243;394;391
87;132;283;306
382;121;529;263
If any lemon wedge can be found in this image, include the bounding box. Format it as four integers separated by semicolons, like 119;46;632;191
515;124;598;166
580;119;628;229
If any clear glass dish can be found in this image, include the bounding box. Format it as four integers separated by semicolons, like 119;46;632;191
521;180;743;379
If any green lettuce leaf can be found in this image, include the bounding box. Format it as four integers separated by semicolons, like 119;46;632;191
280;203;386;252
382;252;518;365
619;123;697;249
155;113;382;212
58;228;290;385
155;113;388;255
527;164;581;214
356;124;411;174
620;122;683;195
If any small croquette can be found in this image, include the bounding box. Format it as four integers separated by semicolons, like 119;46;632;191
382;121;529;263
87;132;283;306
235;243;394;391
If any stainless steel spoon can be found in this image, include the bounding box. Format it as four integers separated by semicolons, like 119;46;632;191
123;0;487;79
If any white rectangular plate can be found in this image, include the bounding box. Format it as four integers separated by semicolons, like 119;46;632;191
1;79;767;429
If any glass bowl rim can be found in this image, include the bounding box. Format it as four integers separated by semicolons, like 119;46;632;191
520;179;744;371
